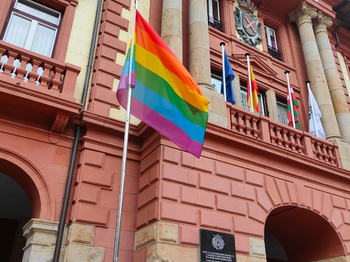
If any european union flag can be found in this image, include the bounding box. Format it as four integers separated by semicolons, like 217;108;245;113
221;50;235;105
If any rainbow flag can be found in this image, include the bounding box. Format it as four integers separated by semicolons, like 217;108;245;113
247;65;261;113
117;11;210;158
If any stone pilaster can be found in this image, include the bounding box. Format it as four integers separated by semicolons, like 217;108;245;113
313;11;350;143
233;74;242;108
288;2;341;141
135;221;198;262
161;0;182;62
189;0;227;127
22;219;67;262
266;90;279;122
64;223;104;262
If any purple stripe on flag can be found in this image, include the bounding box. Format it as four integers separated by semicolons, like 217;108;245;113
119;71;136;90
117;89;203;157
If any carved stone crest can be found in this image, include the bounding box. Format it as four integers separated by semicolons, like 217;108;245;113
212;234;225;250
234;6;262;47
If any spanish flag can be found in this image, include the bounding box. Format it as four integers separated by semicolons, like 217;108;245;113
247;65;261;113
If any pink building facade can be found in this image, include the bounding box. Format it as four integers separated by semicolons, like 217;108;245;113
1;0;350;261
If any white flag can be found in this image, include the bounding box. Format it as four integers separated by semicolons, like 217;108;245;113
308;87;326;139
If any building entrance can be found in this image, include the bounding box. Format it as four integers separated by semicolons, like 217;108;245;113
264;206;345;262
0;169;32;261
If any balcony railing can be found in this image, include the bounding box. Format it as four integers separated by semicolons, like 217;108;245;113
208;16;223;32
228;104;340;167
267;46;282;61
0;40;80;99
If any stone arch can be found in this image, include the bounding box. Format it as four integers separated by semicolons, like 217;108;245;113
257;176;350;261
0;146;55;221
265;205;346;261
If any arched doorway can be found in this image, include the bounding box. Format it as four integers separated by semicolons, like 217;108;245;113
0;172;32;261
265;206;345;262
0;155;47;262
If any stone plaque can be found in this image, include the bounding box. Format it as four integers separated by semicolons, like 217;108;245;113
200;229;236;262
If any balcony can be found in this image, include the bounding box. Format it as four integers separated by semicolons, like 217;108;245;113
267;46;282;61
227;104;341;167
0;41;81;133
208;16;223;32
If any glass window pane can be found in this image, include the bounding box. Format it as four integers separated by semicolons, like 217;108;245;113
213;0;220;21
31;24;55;56
16;0;59;25
211;74;221;93
241;88;265;116
277;102;288;125
4;14;31;48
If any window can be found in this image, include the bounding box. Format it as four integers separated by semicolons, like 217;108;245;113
265;25;282;61
3;0;61;57
207;0;223;31
240;87;265;116
277;100;288;125
211;73;222;94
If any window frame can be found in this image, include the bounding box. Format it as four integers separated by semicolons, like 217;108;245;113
208;0;221;22
240;86;266;116
276;99;288;126
2;0;61;57
264;25;278;50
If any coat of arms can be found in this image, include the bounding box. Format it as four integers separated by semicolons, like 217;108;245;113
234;3;262;47
212;234;225;250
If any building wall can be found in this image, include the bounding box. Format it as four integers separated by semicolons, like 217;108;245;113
1;0;350;261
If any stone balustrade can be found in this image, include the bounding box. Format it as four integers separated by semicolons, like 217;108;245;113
0;40;80;99
227;104;341;167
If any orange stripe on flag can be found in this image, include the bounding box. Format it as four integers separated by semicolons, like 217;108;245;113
247;66;261;113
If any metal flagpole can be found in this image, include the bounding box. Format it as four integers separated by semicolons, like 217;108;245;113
220;42;227;102
113;0;138;261
285;71;295;129
245;53;254;112
306;81;319;138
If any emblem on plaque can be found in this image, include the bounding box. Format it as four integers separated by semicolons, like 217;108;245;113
234;0;262;47
212;234;225;250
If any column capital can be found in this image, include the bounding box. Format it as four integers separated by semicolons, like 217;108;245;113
289;1;317;27
313;11;332;33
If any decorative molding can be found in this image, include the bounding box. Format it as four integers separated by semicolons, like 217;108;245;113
51;113;70;133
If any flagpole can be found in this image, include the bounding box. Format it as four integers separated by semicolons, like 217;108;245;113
245;53;254;112
114;0;138;261
220;42;227;102
285;70;295;129
306;81;319;138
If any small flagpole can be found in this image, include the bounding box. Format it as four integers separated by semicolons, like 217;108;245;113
220;42;227;102
306;81;319;138
113;0;138;261
285;71;295;129
245;53;254;112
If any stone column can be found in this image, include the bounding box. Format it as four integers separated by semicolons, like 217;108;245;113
189;0;228;127
189;0;211;89
288;2;341;140
161;0;182;62
313;11;350;143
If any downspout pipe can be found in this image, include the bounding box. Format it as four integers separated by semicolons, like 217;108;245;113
335;1;350;48
52;0;103;261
